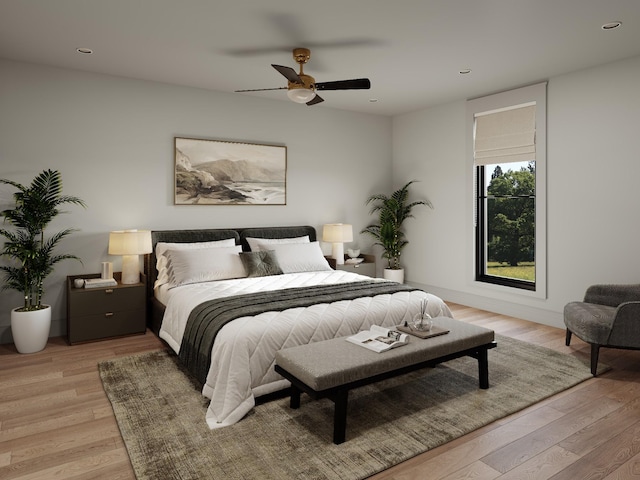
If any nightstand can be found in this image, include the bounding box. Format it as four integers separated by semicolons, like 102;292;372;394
66;272;146;344
326;254;376;278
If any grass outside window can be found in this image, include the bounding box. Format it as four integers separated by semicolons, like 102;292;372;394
486;262;534;282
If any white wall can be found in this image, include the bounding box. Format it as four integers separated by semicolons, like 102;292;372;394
3;54;639;341
393;54;640;328
0;59;392;341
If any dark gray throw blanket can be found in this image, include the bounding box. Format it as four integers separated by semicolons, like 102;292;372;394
179;280;420;384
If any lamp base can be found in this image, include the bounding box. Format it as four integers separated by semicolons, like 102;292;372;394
332;243;345;265
121;255;140;284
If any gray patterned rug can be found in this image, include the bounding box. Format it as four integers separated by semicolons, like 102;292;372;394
99;335;600;480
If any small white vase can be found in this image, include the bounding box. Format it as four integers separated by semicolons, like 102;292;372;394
383;268;405;283
11;305;51;354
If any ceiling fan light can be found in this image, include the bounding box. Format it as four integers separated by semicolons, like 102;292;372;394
287;88;316;103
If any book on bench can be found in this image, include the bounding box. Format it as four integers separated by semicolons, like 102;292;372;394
346;325;409;353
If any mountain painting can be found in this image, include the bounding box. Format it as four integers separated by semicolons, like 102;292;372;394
174;137;287;205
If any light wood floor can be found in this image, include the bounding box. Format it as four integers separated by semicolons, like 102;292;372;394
1;303;640;480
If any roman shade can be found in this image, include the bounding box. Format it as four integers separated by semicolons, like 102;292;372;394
474;104;536;165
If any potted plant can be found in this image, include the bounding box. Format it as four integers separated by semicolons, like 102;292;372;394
0;169;86;353
361;180;432;283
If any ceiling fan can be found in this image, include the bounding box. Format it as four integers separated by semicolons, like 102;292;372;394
234;48;371;106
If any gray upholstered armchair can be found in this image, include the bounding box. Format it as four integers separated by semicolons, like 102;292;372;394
564;284;640;376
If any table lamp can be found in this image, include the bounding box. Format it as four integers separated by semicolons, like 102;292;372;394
108;229;152;284
322;223;353;265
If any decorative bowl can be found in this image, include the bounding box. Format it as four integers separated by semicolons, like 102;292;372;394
346;248;360;259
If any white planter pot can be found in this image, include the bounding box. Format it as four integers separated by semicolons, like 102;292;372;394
11;305;51;354
383;268;405;283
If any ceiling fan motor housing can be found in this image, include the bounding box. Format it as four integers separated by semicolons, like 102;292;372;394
290;48;315;91
289;74;315;91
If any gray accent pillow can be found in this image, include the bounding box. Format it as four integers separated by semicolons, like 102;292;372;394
240;251;283;277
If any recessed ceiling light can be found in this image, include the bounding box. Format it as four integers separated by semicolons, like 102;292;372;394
76;47;93;54
601;21;622;30
459;69;472;75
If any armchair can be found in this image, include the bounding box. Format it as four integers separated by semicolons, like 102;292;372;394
564;284;640;376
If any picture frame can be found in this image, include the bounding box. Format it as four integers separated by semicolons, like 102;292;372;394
174;137;287;205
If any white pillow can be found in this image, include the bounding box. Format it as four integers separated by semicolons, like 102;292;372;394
165;245;245;287
155;238;237;288
246;235;310;252
268;241;332;274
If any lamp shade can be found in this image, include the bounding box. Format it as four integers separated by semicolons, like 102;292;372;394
108;230;152;255
322;224;353;243
323;224;353;266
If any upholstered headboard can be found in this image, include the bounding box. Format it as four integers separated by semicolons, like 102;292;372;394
238;225;316;251
143;225;316;333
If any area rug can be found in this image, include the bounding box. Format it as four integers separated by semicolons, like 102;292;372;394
99;335;600;480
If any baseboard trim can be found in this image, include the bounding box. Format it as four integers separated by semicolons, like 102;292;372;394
410;282;565;329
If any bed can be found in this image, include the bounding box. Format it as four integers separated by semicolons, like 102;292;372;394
143;225;453;429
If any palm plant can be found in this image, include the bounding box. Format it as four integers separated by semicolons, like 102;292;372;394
0;169;86;311
361;180;432;270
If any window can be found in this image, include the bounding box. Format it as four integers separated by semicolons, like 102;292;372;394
466;83;546;297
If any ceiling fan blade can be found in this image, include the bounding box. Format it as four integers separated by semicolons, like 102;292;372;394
272;64;303;85
306;95;324;106
235;87;287;92
315;78;371;91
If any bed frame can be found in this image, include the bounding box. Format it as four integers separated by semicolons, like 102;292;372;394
142;225;317;334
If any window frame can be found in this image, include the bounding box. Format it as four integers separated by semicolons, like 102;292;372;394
466;83;547;299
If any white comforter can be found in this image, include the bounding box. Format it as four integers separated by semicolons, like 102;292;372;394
158;270;452;429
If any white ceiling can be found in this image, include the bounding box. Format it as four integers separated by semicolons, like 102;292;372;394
2;0;640;116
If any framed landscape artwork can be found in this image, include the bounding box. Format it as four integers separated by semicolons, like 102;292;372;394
174;137;287;205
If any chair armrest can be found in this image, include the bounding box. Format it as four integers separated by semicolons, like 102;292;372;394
584;284;640;307
608;301;640;347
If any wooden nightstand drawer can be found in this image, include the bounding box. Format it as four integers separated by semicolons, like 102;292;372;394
68;309;146;344
336;262;376;277
71;286;144;316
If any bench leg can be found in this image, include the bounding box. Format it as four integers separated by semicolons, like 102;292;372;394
290;385;301;409
333;389;349;444
478;347;489;389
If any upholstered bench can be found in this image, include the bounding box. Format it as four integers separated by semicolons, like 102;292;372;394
274;317;496;444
